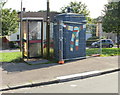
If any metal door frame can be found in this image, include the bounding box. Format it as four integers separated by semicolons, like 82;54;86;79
22;18;44;59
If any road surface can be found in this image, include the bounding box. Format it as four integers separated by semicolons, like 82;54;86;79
4;71;119;93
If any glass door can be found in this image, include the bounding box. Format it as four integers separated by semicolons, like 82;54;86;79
28;21;42;58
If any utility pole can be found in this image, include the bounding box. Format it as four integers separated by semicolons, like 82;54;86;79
46;0;50;59
20;0;23;58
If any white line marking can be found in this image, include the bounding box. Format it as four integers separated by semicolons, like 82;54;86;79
70;84;77;87
57;71;100;80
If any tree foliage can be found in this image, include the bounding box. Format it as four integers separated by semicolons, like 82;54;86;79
61;1;90;17
102;2;120;33
102;2;120;47
61;1;97;36
1;8;19;36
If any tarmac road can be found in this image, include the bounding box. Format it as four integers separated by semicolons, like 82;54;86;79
5;71;119;93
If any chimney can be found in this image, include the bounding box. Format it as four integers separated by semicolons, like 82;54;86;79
67;7;71;13
23;8;25;12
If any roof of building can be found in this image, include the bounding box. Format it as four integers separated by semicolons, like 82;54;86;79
22;17;43;21
18;11;61;22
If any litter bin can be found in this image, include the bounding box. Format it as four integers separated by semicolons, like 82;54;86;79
53;13;87;63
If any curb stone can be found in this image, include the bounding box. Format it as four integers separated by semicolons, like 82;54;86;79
57;68;120;82
1;68;120;92
1;79;59;91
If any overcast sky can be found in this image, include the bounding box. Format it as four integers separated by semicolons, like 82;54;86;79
3;0;108;18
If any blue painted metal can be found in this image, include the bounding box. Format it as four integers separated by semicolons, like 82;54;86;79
53;13;87;61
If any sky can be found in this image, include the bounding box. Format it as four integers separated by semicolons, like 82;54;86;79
3;0;108;18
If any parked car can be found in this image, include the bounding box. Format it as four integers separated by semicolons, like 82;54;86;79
91;39;114;48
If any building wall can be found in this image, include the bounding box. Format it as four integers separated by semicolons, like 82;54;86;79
96;23;103;37
102;32;117;43
86;30;92;40
0;37;9;50
96;22;117;43
6;24;20;42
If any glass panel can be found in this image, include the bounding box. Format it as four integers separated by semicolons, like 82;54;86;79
43;22;47;57
23;21;27;40
29;21;41;40
29;43;41;57
50;23;54;58
28;21;42;57
22;21;28;57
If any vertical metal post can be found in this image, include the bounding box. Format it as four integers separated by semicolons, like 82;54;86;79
99;22;102;55
58;20;64;64
27;20;29;59
46;0;50;59
20;0;24;59
41;21;44;57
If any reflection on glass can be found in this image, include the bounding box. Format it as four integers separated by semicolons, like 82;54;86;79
29;22;41;40
28;21;41;57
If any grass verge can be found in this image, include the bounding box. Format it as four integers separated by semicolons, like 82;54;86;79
0;52;22;63
0;48;119;63
86;48;120;56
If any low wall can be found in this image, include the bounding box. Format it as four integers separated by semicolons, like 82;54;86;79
0;37;9;50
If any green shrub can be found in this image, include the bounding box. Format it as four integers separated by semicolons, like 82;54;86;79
9;42;15;48
9;41;19;48
86;36;99;47
87;36;99;40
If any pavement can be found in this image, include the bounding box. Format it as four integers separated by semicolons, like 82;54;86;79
0;55;119;91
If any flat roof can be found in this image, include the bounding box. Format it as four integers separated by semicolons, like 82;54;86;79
22;17;43;21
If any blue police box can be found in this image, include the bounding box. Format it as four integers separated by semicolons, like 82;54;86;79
53;13;87;63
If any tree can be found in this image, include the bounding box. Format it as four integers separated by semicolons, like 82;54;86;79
61;1;90;17
1;8;19;36
102;2;120;48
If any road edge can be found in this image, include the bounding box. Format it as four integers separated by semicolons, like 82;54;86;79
1;68;120;92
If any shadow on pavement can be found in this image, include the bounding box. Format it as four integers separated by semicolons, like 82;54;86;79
1;57;96;73
1;60;59;73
